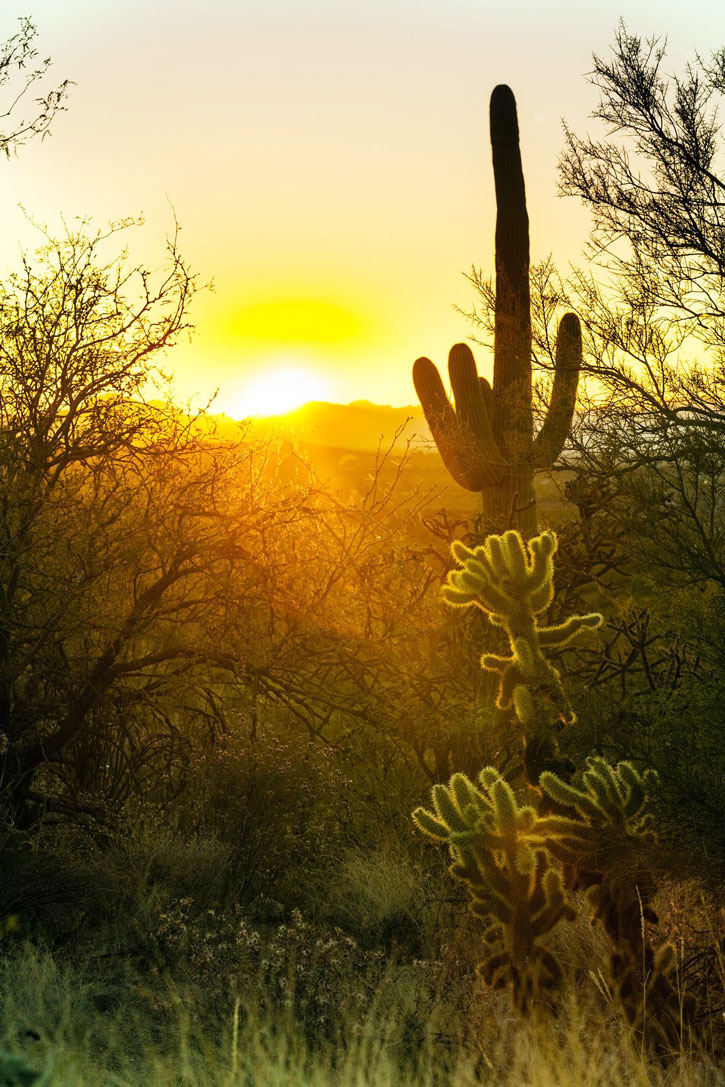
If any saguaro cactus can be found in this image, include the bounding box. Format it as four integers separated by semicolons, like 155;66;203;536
413;85;581;536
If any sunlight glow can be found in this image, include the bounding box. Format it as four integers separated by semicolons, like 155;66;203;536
236;363;332;418
230;299;361;345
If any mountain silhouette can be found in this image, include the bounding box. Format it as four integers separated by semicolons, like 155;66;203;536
236;400;433;452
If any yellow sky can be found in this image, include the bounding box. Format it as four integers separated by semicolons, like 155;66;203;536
0;1;721;416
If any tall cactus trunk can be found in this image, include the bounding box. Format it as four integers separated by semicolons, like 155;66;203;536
489;85;535;535
412;85;581;538
487;470;537;537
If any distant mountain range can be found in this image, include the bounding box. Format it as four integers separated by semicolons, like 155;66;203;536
202;398;569;521
214;400;434;453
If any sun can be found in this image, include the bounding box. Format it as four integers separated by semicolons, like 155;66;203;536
236;363;332;418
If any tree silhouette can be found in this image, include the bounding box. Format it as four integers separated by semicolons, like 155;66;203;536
559;21;725;356
1;16;70;157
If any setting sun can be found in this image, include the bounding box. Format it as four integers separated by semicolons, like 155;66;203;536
235;362;332;418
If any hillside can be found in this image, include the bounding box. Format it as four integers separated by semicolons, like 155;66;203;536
235;400;433;453
201;399;571;522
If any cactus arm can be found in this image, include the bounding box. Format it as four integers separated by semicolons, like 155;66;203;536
537;613;602;648
533;312;582;468
479;375;495;420
448;343;505;486
412;807;450;841
413;355;482;490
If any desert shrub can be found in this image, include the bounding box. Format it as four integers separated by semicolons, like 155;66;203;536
95;821;237;936
0;829;94;931
321;840;433;953
149;901;391;1041
173;722;351;911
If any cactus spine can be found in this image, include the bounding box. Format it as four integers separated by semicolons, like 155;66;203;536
413;86;581;536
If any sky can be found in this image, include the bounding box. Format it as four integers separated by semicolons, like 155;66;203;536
0;1;721;417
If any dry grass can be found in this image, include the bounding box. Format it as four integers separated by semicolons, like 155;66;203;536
0;939;722;1087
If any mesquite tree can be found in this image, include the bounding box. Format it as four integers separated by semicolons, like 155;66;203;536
559;23;725;337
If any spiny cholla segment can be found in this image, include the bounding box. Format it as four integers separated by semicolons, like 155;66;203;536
539;756;658;846
443;529;601;781
413;766;575;1014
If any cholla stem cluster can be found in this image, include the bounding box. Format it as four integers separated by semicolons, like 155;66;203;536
443;529;600;783
414;529;691;1050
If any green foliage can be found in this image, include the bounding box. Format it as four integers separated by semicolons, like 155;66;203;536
0;1050;45;1086
592;682;725;879
413;86;581;535
546;522;725;881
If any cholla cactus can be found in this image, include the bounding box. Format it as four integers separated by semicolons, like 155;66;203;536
444;529;601;782
413;756;667;1018
414;766;575;1013
538;758;692;1051
414;529;691;1048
